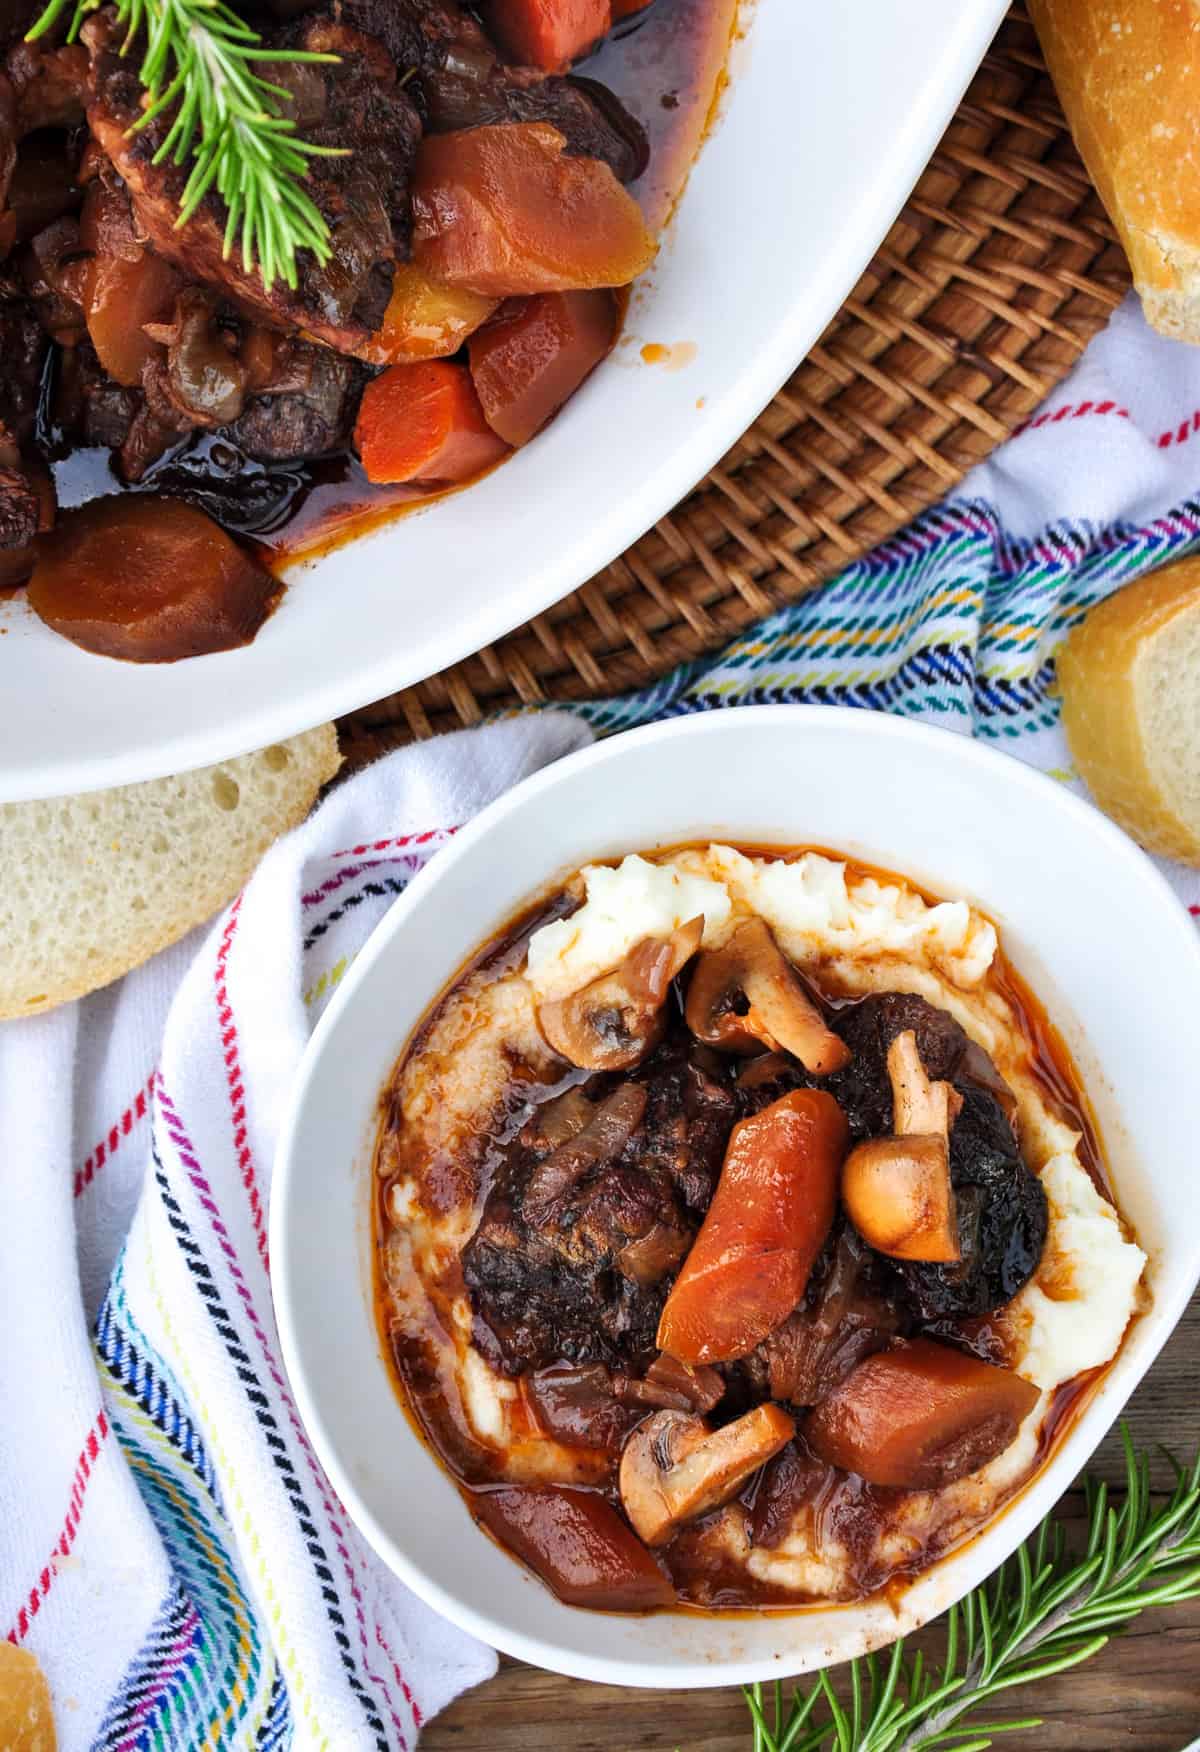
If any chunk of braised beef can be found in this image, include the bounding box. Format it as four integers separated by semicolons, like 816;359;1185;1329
524;1362;637;1452
228;346;363;463
339;0;648;181
749;1440;836;1551
84;5;421;352
758;1228;902;1407
633;1034;736;1215
464;1042;719;1375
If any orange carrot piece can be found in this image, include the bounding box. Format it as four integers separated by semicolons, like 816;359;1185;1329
412;122;657;297
805;1339;1040;1489
657;1090;849;1365
353;360;510;486
611;0;653;17
487;0;612;70
468;291;616;445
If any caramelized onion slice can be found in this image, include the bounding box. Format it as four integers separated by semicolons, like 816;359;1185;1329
618;1404;794;1546
804;1338;1039;1490
522;1082;647;1221
537;916;703;1071
684;918;850;1075
473;1485;675;1609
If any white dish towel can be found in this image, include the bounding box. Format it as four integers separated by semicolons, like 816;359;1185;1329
0;714;589;1751
3;294;1200;1750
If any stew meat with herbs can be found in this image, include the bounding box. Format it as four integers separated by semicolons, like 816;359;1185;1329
373;846;1147;1613
0;0;699;660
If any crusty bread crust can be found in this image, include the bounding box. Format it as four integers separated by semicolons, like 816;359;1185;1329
0;724;340;1018
0;1644;56;1751
1058;560;1200;864
1029;0;1200;342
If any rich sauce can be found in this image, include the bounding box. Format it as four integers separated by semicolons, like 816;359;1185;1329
372;844;1130;1614
35;0;739;579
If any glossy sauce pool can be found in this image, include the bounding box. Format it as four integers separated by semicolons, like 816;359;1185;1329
35;0;740;580
372;844;1130;1615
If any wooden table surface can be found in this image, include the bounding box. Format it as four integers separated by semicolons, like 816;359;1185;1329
425;1292;1200;1752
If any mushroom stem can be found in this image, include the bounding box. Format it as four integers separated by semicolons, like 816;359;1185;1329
842;1030;962;1264
889;1029;963;1136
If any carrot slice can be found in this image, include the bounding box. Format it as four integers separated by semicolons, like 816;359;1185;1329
611;0;653;16
412;122;657;297
487;0;612;70
27;497;278;662
353;360;510;486
805;1338;1040;1489
469;291;616;445
657;1090;849;1365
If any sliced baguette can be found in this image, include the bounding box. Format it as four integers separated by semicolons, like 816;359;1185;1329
1029;0;1200;343
0;1644;56;1751
0;725;340;1019
1058;560;1200;865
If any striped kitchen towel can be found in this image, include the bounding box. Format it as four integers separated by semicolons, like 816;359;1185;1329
2;289;1199;1751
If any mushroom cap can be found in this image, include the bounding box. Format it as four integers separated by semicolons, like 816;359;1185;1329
618;1403;795;1546
841;1030;964;1263
842;1133;960;1263
537;916;704;1071
684;917;850;1076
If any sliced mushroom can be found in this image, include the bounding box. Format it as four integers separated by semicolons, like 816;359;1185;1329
684;918;850;1075
618;1403;794;1546
537;916;704;1071
842;1030;963;1263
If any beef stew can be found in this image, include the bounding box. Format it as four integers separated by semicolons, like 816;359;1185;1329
0;0;730;658
373;843;1147;1612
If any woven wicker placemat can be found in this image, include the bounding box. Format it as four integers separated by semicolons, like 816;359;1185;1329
338;2;1131;761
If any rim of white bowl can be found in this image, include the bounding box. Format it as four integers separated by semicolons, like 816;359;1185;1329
272;706;1200;1684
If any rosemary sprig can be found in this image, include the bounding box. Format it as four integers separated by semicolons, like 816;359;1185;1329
744;1425;1200;1752
27;0;346;289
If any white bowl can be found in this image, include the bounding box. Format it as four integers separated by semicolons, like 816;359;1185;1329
0;0;1009;802
272;705;1200;1687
